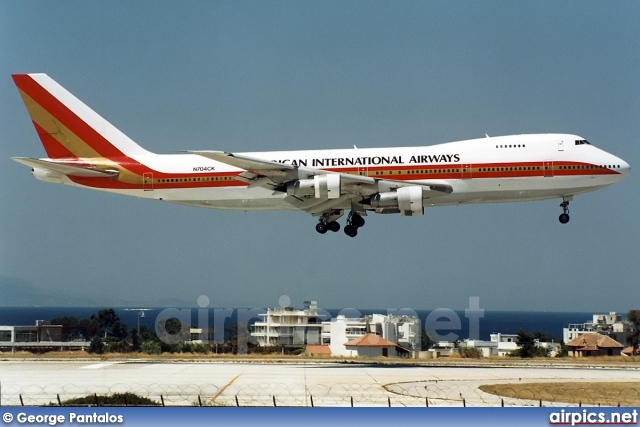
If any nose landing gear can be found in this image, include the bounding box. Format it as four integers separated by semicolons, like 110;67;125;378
559;199;571;224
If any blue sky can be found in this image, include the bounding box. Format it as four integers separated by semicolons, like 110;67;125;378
1;1;638;311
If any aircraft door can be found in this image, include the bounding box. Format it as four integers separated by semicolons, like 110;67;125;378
143;172;153;191
358;166;368;177
461;164;472;179
543;161;554;177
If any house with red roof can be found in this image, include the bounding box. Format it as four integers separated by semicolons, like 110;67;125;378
343;333;410;357
622;345;639;356
566;333;624;357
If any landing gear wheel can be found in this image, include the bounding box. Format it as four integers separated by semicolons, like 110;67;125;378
344;225;358;237
351;214;365;228
315;222;328;234
327;221;340;232
316;209;344;236
559;199;571;225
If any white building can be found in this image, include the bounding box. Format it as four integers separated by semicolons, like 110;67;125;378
251;301;323;347
491;333;521;356
563;312;629;344
537;340;562;357
187;328;204;344
0;321;89;352
461;333;518;357
322;313;420;356
321;315;366;355
460;333;560;357
430;341;457;357
251;301;420;356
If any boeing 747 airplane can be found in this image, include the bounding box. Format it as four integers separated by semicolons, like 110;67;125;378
12;74;630;237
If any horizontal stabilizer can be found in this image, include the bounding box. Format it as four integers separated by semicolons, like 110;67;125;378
12;157;119;178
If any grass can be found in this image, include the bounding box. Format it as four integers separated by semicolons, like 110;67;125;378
479;382;640;406
48;392;160;406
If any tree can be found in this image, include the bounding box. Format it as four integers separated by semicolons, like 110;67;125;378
420;330;434;351
532;331;556;343
48;309;132;355
102;337;130;353
87;309;127;340
130;329;140;352
49;316;90;341
626;310;640;355
516;330;536;358
84;309;130;354
155;318;188;353
140;340;161;355
137;325;157;342
512;329;550;358
111;320;128;341
224;322;251;354
88;337;104;354
459;346;483;358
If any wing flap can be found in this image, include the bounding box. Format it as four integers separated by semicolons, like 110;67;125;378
382;179;454;195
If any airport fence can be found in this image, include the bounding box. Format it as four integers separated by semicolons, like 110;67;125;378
2;382;639;407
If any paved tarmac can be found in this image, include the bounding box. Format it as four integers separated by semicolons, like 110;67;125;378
1;360;639;407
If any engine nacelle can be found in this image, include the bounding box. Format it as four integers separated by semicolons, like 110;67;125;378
32;168;65;184
286;174;341;199
370;186;424;216
286;179;315;197
370;191;398;208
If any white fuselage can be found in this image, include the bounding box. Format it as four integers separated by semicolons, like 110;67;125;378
57;134;627;212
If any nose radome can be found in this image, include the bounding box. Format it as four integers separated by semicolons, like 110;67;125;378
618;158;631;175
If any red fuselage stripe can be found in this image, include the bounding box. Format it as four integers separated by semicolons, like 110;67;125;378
67;161;619;190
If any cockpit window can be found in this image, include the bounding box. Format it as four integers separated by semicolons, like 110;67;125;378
575;139;591;145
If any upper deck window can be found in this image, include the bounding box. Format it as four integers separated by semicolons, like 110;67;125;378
575;139;591;145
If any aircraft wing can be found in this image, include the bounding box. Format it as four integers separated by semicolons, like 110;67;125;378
191;150;452;214
190;151;296;173
12;157;119;178
190;151;304;189
191;150;377;188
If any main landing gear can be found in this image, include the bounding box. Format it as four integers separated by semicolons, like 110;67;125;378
558;198;571;224
315;220;340;234
315;210;343;235
315;211;365;237
343;212;365;238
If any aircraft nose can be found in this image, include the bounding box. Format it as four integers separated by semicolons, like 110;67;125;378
618;158;631;175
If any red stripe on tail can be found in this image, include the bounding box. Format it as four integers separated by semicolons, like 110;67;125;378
12;74;128;160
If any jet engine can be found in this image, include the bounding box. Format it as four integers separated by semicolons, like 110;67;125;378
369;186;424;216
286;174;341;199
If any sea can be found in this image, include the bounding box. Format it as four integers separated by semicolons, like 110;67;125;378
0;306;596;342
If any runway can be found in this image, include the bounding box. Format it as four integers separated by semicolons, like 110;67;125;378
1;360;639;407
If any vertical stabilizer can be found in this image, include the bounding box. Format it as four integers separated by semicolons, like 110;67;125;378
12;73;151;160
